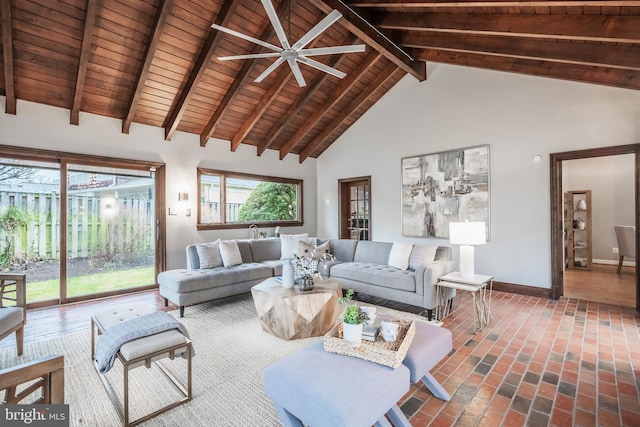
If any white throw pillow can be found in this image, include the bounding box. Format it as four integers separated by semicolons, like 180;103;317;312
409;245;438;270
388;243;413;270
280;233;309;259
195;240;222;269
219;240;243;267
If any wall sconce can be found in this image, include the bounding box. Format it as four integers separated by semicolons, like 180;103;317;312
178;192;189;202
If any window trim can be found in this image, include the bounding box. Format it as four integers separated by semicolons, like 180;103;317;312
197;168;304;230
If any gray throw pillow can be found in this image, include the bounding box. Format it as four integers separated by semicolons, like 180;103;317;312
409;245;438;270
195;240;222;269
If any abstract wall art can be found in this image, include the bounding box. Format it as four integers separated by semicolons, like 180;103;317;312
401;145;490;239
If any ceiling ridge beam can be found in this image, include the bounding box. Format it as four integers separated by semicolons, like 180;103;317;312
399;31;640;70
1;0;16;115
414;49;640;90
349;1;640;7
199;0;295;147
279;50;382;160
377;13;640;43
122;0;173;134
71;0;97;125
163;0;238;141
299;62;399;162
256;36;358;156
307;0;425;80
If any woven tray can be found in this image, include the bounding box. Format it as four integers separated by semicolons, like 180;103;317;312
323;319;415;368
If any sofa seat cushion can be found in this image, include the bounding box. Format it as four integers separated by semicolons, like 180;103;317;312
158;263;273;294
329;262;416;292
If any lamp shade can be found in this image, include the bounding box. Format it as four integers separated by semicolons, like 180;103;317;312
449;221;486;245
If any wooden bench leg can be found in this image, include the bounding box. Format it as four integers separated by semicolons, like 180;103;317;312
16;326;24;355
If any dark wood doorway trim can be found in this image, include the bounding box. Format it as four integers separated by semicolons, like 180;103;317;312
550;144;640;311
339;176;372;240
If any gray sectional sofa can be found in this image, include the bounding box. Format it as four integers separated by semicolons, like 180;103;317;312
157;238;454;318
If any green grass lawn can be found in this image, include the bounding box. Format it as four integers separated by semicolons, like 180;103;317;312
26;266;156;303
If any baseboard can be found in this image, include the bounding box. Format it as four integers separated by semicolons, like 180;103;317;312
593;259;635;267
493;281;552;299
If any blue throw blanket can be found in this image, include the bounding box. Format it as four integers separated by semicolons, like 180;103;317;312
95;311;193;374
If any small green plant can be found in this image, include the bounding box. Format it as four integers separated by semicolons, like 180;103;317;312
338;289;367;325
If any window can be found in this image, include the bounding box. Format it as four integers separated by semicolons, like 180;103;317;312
197;168;303;230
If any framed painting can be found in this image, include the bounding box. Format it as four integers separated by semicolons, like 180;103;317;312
401;145;490;239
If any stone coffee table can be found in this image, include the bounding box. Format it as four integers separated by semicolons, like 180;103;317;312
251;277;342;340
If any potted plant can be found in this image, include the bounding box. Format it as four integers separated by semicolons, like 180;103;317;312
338;289;367;346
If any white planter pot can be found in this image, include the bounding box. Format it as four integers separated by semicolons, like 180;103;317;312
282;260;295;289
342;322;363;346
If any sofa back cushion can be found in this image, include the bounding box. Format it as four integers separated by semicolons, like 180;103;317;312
354;241;392;265
250;238;282;262
236;241;254;263
328;239;358;262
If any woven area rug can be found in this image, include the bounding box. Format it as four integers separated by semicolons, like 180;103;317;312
0;293;425;426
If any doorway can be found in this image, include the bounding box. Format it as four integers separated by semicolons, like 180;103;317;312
338;176;371;240
550;145;640;310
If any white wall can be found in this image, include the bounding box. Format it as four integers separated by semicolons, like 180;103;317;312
563;155;635;263
317;63;640;289
0;99;318;270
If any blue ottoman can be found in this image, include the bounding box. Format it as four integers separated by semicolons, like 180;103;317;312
264;341;411;427
402;321;452;401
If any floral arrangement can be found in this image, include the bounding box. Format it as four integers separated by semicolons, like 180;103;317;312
292;247;335;279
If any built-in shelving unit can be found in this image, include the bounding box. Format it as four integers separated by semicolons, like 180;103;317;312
565;190;592;270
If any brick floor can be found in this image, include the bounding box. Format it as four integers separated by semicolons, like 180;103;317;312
2;289;639;426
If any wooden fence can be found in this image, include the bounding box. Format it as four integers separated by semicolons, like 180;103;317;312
0;191;155;262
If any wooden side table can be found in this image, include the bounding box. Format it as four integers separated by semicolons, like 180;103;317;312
436;272;494;333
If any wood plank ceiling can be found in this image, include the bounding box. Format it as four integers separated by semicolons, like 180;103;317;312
1;1;638;162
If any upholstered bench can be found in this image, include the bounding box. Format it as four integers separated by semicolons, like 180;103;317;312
264;341;411;427
402;321;452;401
91;305;193;427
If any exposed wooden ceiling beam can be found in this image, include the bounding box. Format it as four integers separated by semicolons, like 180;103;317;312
1;0;16;115
256;38;357;156
349;0;640;7
413;49;640;90
279;50;382;160
230;70;291;151
399;31;640;70
200;0;294;147
122;0;172;134
70;0;97;125
299;63;399;162
307;0;425;80
163;0;238;141
376;13;640;43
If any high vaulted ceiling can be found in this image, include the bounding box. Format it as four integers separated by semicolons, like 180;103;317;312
1;1;638;163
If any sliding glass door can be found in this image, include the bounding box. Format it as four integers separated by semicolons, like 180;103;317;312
65;165;156;299
0;159;61;304
0;146;164;307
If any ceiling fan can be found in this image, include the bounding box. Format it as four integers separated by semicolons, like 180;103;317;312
211;0;365;87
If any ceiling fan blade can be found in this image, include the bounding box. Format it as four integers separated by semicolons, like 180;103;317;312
218;52;282;61
261;0;291;49
287;58;307;87
298;44;366;57
297;56;346;79
255;56;287;83
291;10;342;51
211;23;281;52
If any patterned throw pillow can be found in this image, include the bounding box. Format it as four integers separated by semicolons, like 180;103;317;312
219;240;243;267
195;239;223;269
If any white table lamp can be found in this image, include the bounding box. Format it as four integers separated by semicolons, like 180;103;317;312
449;221;486;279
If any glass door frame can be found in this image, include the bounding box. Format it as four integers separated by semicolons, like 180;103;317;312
0;144;166;308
